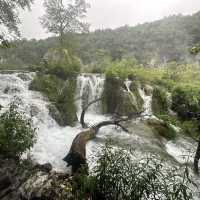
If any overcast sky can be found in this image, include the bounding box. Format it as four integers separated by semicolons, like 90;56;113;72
19;0;200;39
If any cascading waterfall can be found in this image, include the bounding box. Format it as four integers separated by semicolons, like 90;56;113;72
0;72;198;179
0;73;81;172
75;73;108;126
76;74;105;115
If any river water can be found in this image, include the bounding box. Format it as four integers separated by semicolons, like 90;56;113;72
0;72;199;197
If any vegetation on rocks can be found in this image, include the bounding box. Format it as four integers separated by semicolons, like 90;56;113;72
147;118;177;140
71;143;195;200
30;74;77;126
43;48;81;79
152;86;169;115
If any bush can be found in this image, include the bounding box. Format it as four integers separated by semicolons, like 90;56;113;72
43;48;81;79
74;143;195;200
171;85;200;120
152;87;169;115
0;103;36;158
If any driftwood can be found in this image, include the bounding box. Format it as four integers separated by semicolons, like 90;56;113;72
194;139;200;175
80;98;102;128
64;98;144;174
63;120;129;174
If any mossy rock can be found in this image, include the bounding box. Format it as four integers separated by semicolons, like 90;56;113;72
30;74;77;126
43;48;81;79
47;104;65;126
102;77;144;116
143;84;153;96
152;87;168;115
102;77;124;114
129;82;144;111
115;88;139;116
146;118;177;140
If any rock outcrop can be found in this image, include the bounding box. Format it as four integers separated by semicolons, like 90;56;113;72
0;157;73;200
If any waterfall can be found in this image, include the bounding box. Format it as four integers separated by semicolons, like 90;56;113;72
0;73;81;171
138;87;153;116
75;73;105;118
0;72;198;189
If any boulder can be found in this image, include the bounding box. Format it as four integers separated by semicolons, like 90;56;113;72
30;105;40;117
143;84;153;96
102;77;144;116
17;73;31;81
47;104;65;126
146;117;176;140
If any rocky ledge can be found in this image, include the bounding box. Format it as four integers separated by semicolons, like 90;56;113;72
0;156;74;200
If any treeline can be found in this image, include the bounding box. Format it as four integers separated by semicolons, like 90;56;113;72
1;11;200;69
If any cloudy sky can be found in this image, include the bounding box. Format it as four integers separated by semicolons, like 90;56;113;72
19;0;200;39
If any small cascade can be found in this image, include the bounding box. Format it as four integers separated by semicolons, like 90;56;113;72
76;73;105;118
138;87;153;117
124;80;138;108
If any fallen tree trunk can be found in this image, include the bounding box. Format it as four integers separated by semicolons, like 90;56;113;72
194;139;200;175
64;98;143;174
63;119;129;174
80;98;102;128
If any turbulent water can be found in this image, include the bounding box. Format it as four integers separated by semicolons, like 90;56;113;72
0;73;198;182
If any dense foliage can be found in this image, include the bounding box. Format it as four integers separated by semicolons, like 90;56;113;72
41;0;89;47
0;103;36;158
0;0;33;46
73;144;195;200
43;48;81;79
2;12;200;68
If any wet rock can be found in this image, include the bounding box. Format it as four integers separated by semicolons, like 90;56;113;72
146;117;177;140
20;171;73;200
143;85;153;96
3;86;20;94
47;104;65;126
30;105;40;117
115;89;139;116
34;163;53;173
18;73;31;81
103;78;144;116
0;157;73;200
0;175;12;191
3;86;10;94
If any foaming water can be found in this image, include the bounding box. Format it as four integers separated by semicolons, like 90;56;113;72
0;72;198;176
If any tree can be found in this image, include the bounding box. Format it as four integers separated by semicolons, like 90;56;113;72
41;0;89;47
0;102;36;158
0;0;34;46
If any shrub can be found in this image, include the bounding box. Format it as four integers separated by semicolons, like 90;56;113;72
152;87;169;115
29;74;63;102
171;85;200;120
43;48;81;79
0;103;36;158
74;143;195;200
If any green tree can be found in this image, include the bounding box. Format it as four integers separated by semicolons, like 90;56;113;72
41;0;89;47
0;0;34;46
0;102;36;158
